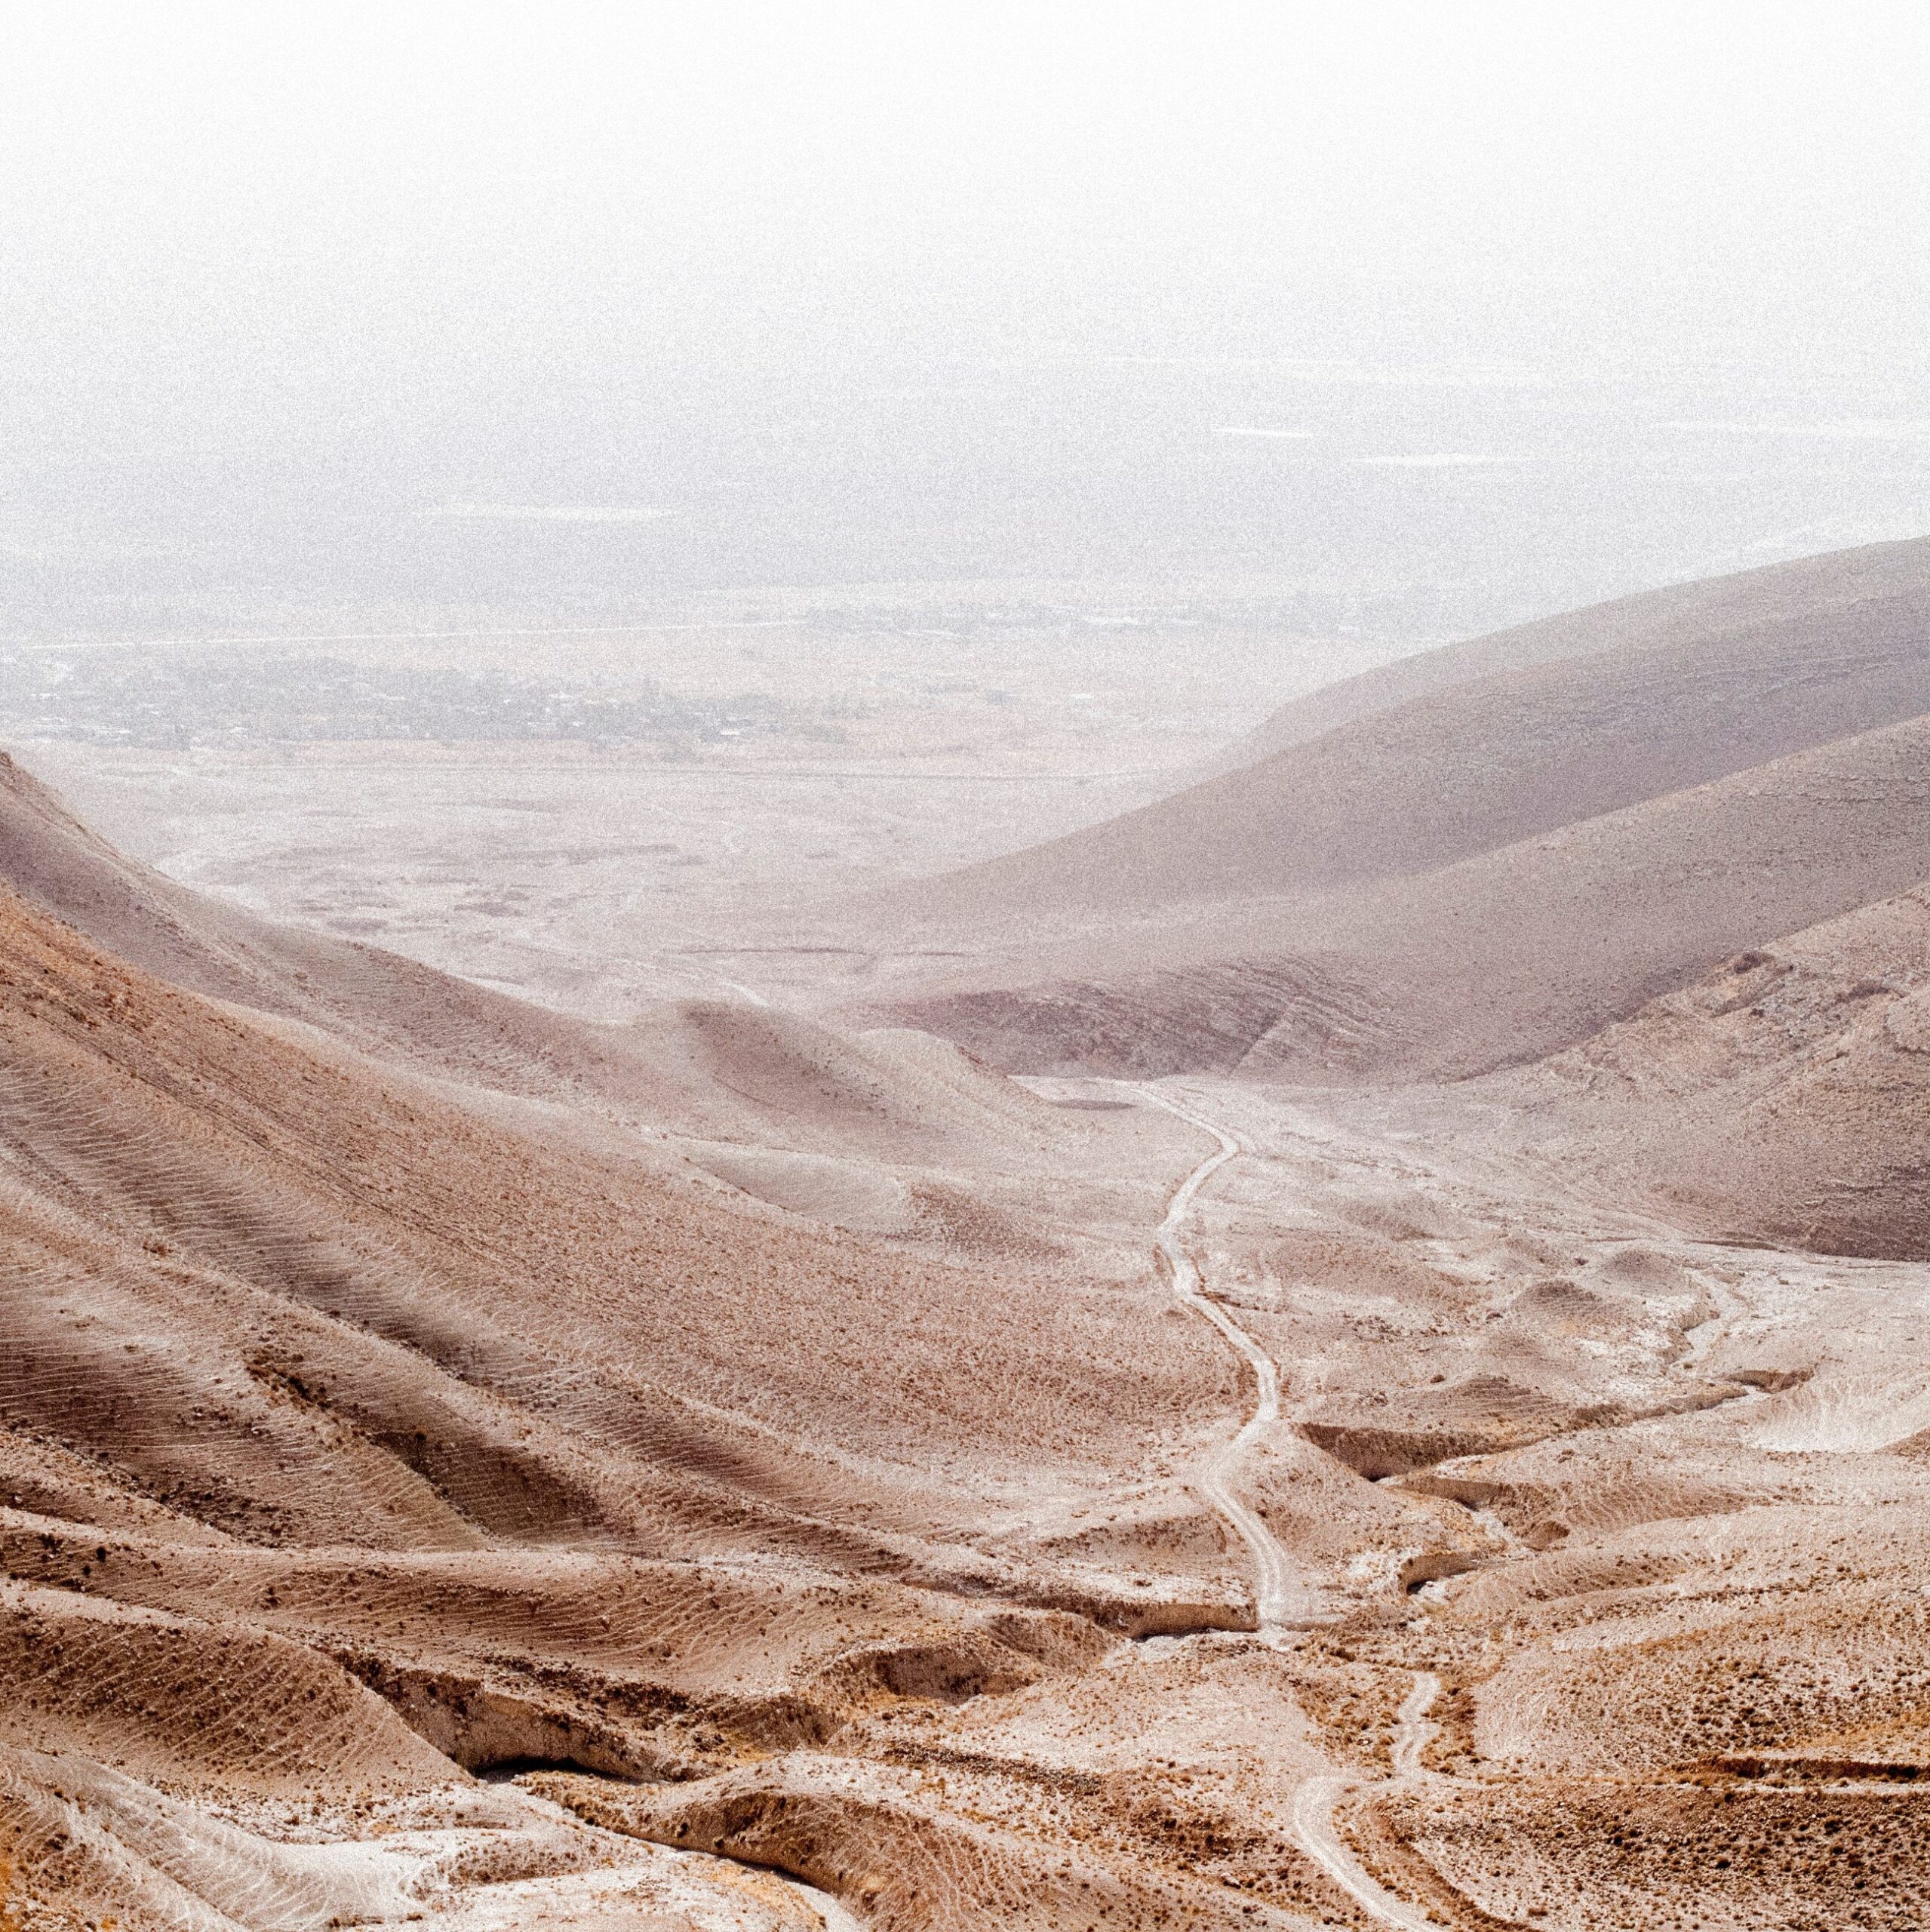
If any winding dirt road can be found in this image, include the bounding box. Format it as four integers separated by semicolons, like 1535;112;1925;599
1391;1671;1443;1780
1286;1673;1445;1932
1133;1083;1449;1932
1132;1083;1302;1633
1287;1771;1438;1932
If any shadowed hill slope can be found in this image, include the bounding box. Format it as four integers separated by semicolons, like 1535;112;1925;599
1502;883;1930;1259
0;884;1237;1573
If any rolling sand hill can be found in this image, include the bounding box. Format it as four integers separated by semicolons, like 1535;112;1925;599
0;748;1189;1261
0;783;1678;1932
0;881;1247;1587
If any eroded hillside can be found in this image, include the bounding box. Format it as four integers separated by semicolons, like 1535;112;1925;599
13;537;1930;1929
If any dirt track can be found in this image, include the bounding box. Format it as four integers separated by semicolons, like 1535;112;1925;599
1133;1082;1457;1930
1132;1081;1305;1632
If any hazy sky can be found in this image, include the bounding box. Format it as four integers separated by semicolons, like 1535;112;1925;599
2;2;1927;622
6;2;1925;450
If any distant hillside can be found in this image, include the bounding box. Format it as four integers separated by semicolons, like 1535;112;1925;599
1215;531;1930;769
860;534;1930;934
850;535;1930;1080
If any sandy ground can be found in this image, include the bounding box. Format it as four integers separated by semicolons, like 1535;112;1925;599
12;916;1930;1927
12;546;1930;1927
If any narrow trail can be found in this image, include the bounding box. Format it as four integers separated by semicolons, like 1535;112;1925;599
1130;1082;1449;1932
1286;1672;1446;1932
1130;1083;1301;1634
1391;1672;1443;1781
1289;1772;1440;1932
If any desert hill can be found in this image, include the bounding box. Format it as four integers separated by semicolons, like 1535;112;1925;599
860;533;1930;936
848;537;1930;1085
0;786;1590;1932
23;844;1930;1932
0;748;1188;1259
0;881;1240;1578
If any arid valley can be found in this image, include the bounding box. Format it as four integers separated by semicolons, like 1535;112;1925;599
5;533;1930;1930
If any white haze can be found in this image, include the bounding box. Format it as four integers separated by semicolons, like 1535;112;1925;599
2;0;1928;633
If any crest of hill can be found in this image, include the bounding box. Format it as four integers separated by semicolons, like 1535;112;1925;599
1219;529;1930;768
857;533;1930;938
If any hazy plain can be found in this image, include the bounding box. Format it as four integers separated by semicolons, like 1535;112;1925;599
10;586;1398;1018
14;355;1930;1022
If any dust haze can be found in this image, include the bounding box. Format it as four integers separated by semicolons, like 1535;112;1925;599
6;6;1930;1930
